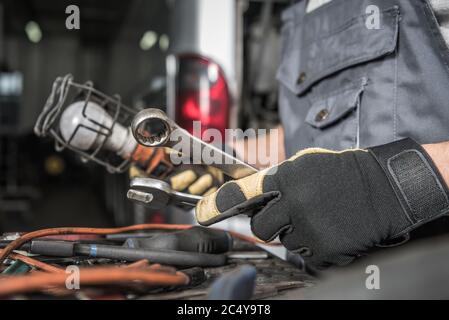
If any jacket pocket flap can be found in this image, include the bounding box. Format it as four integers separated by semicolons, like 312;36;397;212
278;6;399;96
305;79;366;129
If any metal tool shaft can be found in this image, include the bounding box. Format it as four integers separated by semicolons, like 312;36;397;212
131;108;257;179
128;177;202;208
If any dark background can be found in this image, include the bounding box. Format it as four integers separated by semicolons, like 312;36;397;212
0;0;286;232
0;0;171;231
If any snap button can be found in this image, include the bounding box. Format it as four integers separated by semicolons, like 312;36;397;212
297;247;312;257
315;109;329;122
297;72;306;85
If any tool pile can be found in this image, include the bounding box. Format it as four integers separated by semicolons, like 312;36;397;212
0;224;313;299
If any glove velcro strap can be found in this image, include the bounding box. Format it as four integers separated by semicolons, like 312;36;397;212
369;138;449;233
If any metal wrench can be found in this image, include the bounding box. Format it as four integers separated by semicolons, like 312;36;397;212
127;177;202;208
128;108;258;208
131;108;257;179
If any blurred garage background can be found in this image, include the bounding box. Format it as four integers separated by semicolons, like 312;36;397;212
0;0;288;232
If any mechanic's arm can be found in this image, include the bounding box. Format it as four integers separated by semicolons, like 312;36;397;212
231;124;286;169
422;141;449;187
196;138;449;269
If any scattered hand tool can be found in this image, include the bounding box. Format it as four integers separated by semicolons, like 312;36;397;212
1;227;231;268
131;108;257;179
123;226;232;254
74;244;226;267
127;177;202;209
5;240;225;268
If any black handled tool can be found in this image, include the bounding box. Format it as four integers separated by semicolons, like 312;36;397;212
123;226;232;254
74;244;226;267
17;240;226;268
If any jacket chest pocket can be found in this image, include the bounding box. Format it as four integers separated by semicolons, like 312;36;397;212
305;80;366;149
277;2;400;151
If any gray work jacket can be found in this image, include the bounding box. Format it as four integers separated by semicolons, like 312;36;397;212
278;0;449;157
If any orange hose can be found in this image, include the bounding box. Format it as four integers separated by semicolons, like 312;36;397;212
0;266;189;297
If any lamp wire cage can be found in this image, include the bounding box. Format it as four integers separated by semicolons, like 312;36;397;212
34;74;138;173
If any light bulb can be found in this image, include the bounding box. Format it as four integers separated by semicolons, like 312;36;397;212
59;101;137;157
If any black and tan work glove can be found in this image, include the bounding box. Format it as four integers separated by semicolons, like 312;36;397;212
195;138;449;269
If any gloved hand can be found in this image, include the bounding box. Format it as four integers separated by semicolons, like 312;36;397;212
195;138;449;269
130;150;224;196
167;165;224;196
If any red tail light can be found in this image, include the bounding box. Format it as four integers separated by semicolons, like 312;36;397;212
174;55;230;143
